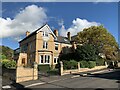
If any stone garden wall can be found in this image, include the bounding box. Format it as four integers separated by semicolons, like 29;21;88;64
16;53;38;83
59;61;108;76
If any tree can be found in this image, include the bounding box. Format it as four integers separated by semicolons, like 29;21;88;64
0;45;14;60
0;54;7;60
76;44;99;61
75;25;119;61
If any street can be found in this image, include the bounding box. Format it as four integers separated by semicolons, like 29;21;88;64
25;69;120;89
2;69;120;90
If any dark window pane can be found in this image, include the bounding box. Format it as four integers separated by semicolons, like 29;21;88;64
54;58;56;63
22;58;25;64
41;55;43;63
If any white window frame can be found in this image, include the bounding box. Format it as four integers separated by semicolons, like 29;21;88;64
55;43;58;50
44;55;50;64
43;31;49;37
39;55;44;64
54;57;58;64
43;41;48;49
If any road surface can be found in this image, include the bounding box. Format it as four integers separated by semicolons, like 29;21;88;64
29;69;120;89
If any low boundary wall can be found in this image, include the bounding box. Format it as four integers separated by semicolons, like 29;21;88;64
16;66;38;83
59;61;108;76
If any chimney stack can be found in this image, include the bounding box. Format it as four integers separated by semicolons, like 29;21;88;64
53;30;58;37
26;31;30;36
67;32;71;41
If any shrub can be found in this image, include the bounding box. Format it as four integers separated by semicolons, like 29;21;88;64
55;63;59;69
38;64;50;71
107;61;114;69
63;60;78;70
80;61;89;68
96;58;105;66
0;54;6;60
2;59;16;68
80;60;96;68
88;61;96;68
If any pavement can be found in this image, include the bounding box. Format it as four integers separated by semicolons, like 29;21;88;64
2;68;120;89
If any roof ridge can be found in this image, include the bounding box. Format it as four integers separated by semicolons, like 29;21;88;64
19;23;48;43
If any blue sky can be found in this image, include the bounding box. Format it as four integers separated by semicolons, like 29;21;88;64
1;2;118;49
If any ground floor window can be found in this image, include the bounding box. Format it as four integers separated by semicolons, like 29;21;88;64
39;55;50;64
40;55;44;64
45;55;50;64
54;57;58;64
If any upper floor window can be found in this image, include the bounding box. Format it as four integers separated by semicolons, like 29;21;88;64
30;44;32;50
21;44;28;53
43;41;48;49
43;31;48;37
55;43;58;50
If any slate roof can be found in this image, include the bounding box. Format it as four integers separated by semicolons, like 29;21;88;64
55;36;71;44
71;35;77;41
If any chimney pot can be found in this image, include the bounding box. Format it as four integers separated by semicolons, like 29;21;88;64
53;30;58;37
26;31;30;36
67;32;71;41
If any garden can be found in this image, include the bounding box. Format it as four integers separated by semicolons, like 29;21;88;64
59;26;119;70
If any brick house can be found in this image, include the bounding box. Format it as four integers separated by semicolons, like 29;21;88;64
14;24;76;67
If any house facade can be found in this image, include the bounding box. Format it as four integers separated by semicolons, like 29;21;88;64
14;24;76;67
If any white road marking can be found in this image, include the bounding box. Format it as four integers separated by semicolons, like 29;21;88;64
81;73;88;76
71;75;80;78
25;82;45;88
2;85;11;89
49;79;63;83
25;77;69;88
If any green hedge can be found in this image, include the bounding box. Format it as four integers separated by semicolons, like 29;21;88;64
96;58;105;66
80;61;89;68
63;60;78;70
80;61;96;68
88;61;96;68
2;59;16;69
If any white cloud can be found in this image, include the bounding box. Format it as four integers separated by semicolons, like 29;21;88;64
0;5;47;40
59;18;100;37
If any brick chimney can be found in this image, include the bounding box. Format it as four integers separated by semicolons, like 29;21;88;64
53;30;58;37
67;32;71;41
26;31;30;36
72;42;76;50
